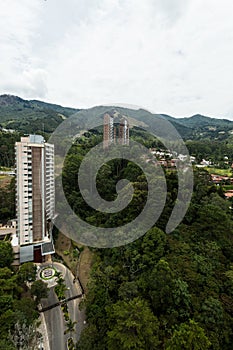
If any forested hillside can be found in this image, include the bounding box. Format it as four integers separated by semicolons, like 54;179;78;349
1;95;233;140
0;94;78;134
0;177;15;222
1;96;233;169
60;133;233;350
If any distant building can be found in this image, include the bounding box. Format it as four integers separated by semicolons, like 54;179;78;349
15;135;55;263
210;174;231;184
103;113;114;149
224;190;233;199
103;113;129;149
200;159;211;166
119;117;130;146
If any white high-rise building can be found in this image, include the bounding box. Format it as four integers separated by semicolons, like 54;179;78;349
15;135;55;263
119;117;129;145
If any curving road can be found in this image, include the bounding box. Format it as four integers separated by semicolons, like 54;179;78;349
40;262;85;350
43;288;65;350
63;265;86;342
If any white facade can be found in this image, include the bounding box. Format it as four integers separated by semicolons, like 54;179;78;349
45;143;55;221
15;135;55;262
120;118;129;145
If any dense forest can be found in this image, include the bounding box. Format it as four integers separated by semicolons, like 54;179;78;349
185;140;233;165
0;132;21;168
0;176;15;222
60;133;233;350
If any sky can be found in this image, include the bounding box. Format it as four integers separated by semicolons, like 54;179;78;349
1;0;233;118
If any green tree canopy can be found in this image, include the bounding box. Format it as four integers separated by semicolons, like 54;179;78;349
17;262;37;283
0;241;13;268
165;319;211;350
31;279;49;303
106;297;160;350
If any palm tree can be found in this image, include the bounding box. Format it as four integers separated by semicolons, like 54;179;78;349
64;319;77;338
55;271;64;286
55;270;62;278
55;283;67;300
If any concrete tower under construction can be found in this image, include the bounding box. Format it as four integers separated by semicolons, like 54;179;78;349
119;117;130;145
103;113;129;148
103;113;114;149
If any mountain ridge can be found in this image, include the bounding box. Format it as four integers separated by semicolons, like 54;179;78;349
0;94;80;134
0;94;233;140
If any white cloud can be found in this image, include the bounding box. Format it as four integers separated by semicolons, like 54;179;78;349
3;68;48;98
0;0;233;118
0;0;45;98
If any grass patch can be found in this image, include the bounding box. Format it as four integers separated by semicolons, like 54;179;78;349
0;167;12;171
205;167;232;177
78;247;94;293
55;232;77;275
55;231;93;291
223;185;233;191
0;175;11;188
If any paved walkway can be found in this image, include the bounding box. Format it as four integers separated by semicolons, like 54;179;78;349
38;312;50;350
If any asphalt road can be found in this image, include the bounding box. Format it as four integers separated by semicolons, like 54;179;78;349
64;265;86;342
43;288;65;350
40;262;85;350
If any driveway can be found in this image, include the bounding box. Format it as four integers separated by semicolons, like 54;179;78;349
39;262;85;349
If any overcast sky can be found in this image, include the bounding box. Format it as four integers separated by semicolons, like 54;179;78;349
1;0;233;118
